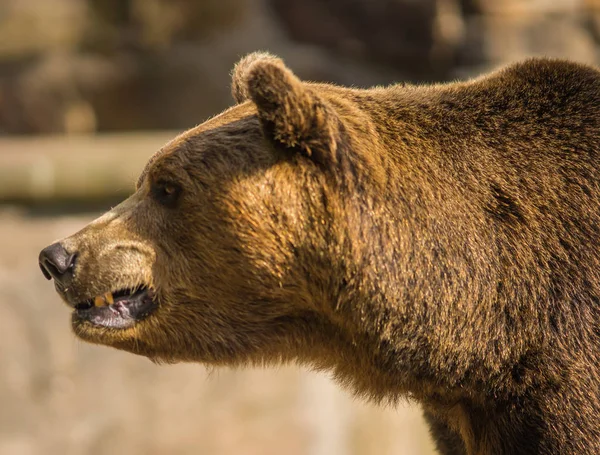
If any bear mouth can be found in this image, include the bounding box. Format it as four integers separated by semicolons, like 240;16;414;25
73;286;157;329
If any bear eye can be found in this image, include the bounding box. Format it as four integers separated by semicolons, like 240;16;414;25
151;180;181;208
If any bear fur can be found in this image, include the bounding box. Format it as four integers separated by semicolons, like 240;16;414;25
41;53;600;454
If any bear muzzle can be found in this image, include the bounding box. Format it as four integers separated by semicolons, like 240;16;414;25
39;240;159;329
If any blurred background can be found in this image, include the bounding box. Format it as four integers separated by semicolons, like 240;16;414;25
1;0;600;454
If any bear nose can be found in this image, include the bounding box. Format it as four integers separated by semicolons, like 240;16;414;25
38;242;77;286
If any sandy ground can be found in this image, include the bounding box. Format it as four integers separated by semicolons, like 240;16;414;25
0;207;436;455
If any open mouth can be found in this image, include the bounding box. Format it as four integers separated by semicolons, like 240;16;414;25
73;286;157;329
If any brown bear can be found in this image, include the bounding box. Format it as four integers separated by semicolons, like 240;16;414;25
39;53;600;455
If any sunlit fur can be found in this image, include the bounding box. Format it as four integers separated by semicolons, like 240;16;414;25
53;53;600;454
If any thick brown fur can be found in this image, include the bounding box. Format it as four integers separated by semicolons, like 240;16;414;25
45;53;600;454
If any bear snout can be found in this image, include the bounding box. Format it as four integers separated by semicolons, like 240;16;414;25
41;233;160;329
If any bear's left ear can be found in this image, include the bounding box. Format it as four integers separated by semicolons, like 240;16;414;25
231;52;340;166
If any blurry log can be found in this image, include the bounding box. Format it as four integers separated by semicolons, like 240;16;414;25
0;132;176;202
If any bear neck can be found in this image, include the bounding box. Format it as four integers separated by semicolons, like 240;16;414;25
311;303;600;455
318;249;600;455
312;160;600;454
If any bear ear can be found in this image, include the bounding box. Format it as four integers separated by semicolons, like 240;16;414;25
231;52;279;104
231;52;340;166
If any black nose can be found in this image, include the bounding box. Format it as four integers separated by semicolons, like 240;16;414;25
38;243;76;286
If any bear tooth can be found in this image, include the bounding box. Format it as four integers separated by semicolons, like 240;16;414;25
105;292;114;305
94;295;106;307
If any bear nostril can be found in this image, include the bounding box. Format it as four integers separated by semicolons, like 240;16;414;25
40;259;58;281
39;261;52;280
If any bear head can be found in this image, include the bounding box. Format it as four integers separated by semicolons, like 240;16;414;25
38;53;381;372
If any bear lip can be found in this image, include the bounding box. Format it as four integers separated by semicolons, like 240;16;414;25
73;286;157;329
